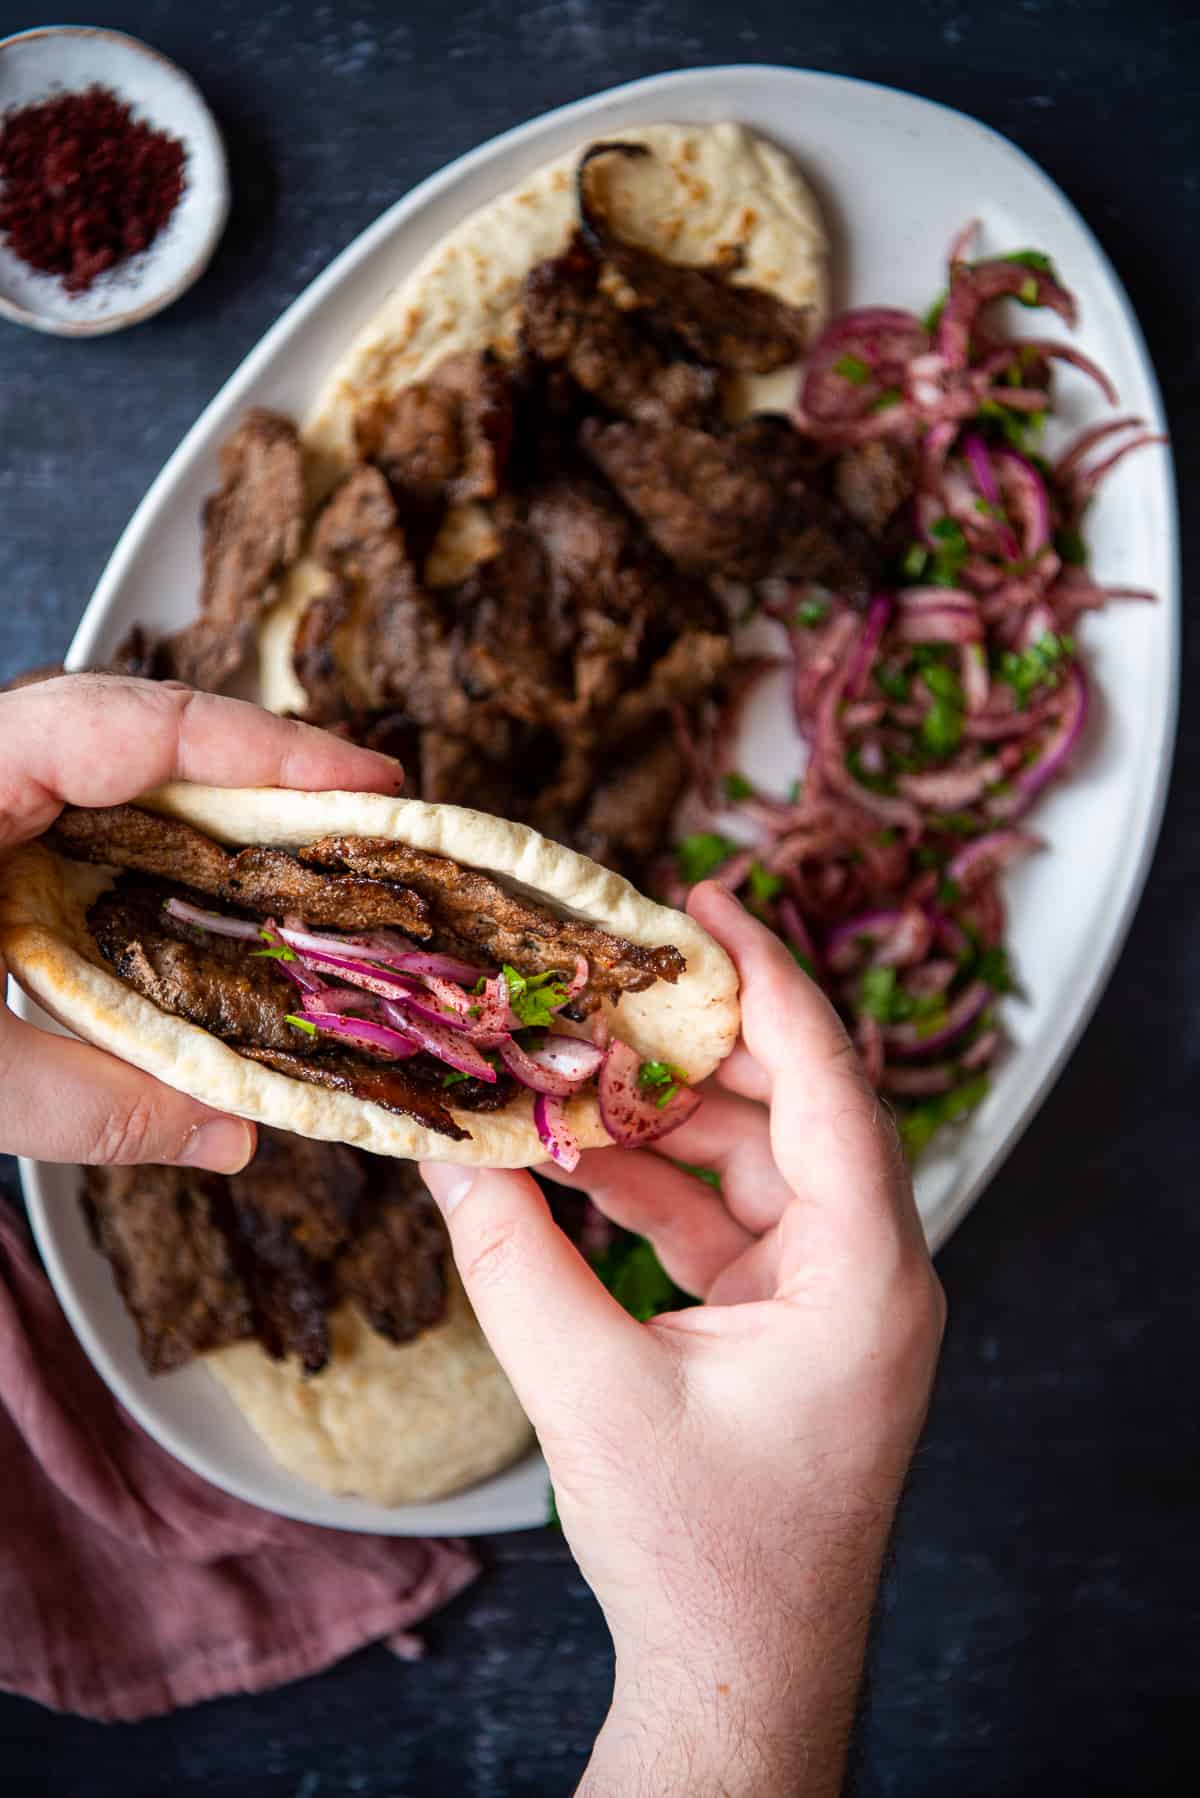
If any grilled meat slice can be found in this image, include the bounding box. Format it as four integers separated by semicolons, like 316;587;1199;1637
335;1163;447;1344
521;234;718;425
50;804;433;938
584;413;875;597
88;881;312;1054
160;410;306;691
238;1047;470;1140
833;440;917;537
576;734;689;871
298;834;685;1003
576;142;811;373
357;348;513;513
82;1164;255;1374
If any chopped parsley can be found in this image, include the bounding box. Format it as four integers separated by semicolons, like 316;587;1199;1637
872;387;902;412
250;926;297;962
996;631;1074;708
922;290;947;335
285;1014;318;1037
874;660;911;703
1003;248;1055;273
833;351;870;383
1055;526;1088;567
921;693;964;757
926;516;969;586
898;1075;990;1160
747;861;784;906
858;965;947;1027
793;594;831;628
443;1050;501;1089
723;771;753;801
638;1059;689;1108
675;1161;722;1191
788;777;803;803
978;396;1046;453
502;964;570;1028
977;943;1019;995
901;542;929;581
937;876;963;907
676;832;737;884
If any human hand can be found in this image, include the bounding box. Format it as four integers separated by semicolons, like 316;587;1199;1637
0;673;404;1173
422;882;945;1798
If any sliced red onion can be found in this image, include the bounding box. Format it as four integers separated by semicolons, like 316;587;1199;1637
287;946;420;1001
898;585;979;613
293;1010;422;1059
988;662;1089;819
845;596;893;699
164;898;261;941
306;987;381;1016
898;762;1002;811
800;308;928;423
534;1093;581;1172
961;1028;1001;1070
498;1031;604;1097
962;433;1021;561
1010;339;1119;406
1053;415;1146;484
894;608;983;647
778;897;817;967
598;1039;702;1148
883;981;991;1057
996;450;1051;558
813;674;923;834
378;999;498;1081
826;909;901;972
936;258;1076;369
904;959;957;998
948;829;1041;889
961;643;989;714
881;1063;959;1096
1067;431;1167;509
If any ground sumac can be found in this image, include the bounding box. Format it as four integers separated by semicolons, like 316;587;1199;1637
0;84;185;295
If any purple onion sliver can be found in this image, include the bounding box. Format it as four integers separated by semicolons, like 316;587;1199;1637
534;1093;581;1173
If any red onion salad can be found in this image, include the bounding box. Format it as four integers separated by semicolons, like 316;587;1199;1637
670;229;1165;1159
161;898;695;1170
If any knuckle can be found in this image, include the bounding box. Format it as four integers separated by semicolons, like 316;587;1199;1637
89;1094;164;1167
457;1211;529;1296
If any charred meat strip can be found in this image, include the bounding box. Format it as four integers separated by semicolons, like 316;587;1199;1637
88;881;315;1054
310;464;462;723
358;349;513;512
576;142;812;373
237;1046;470;1140
82;1164;255;1374
83;1135;451;1378
335;1168;447;1345
86;878;474;1139
160;410;306;692
521;234;718;426
298;834;685;1002
583;413;876;599
50;804;434;939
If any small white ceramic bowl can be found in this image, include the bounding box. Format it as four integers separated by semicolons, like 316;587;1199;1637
0;25;229;336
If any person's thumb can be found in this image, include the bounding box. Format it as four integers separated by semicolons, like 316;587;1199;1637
0;999;255;1172
420;1162;639;1430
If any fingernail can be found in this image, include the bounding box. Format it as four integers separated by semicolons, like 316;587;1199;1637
420;1163;475;1217
181;1117;254;1174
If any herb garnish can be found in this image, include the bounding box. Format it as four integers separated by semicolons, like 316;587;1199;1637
638;1058;689;1108
833;352;870;384
285;1014;318;1037
676;832;737;884
502;964;570;1028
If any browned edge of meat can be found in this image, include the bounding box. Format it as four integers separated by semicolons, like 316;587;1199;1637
82;1142;449;1377
159;410;306;692
48;803;434;938
299;833;686;1005
575;141;812;373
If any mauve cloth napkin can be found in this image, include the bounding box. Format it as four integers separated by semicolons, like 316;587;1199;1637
0;1199;479;1722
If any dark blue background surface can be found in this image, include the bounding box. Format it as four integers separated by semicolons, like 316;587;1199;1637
1;3;1197;1792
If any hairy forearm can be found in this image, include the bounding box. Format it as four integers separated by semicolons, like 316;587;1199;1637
577;1535;887;1798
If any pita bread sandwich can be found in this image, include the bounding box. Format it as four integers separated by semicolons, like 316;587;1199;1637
0;782;739;1170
